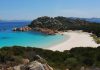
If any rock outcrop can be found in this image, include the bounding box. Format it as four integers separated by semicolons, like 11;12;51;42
7;55;53;70
13;26;32;32
13;26;57;35
33;28;57;35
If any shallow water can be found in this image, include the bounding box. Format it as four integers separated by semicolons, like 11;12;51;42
0;21;68;48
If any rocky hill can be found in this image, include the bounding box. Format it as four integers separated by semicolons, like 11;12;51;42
29;16;100;37
13;16;100;36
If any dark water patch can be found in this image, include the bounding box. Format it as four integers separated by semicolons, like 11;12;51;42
0;37;12;39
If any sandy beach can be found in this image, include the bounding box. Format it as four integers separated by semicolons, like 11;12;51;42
47;31;100;51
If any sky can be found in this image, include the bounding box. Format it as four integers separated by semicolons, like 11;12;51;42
0;0;100;20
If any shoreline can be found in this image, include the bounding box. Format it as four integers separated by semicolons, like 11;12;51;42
47;31;100;52
43;32;70;48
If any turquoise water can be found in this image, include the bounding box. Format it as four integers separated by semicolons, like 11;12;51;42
0;21;67;48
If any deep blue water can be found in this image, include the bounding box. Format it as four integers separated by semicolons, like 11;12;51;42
0;21;67;48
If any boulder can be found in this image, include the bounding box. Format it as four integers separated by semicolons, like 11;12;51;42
11;55;53;70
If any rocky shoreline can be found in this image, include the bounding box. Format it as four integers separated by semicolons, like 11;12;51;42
13;26;58;35
33;27;58;35
13;26;32;32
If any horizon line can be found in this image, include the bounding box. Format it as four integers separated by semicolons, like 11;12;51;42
1;16;100;21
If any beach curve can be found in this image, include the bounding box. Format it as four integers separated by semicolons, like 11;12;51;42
47;31;100;51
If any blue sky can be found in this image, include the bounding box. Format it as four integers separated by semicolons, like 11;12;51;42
0;0;100;20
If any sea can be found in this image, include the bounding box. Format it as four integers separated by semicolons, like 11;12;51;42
0;21;67;48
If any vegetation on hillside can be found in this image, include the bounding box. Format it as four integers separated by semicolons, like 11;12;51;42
28;16;62;30
91;34;100;44
0;46;100;70
29;16;100;37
